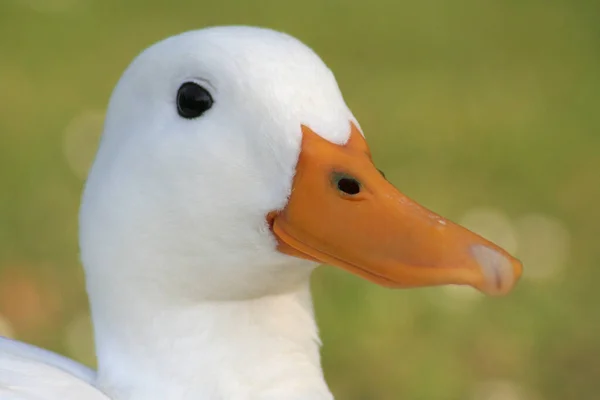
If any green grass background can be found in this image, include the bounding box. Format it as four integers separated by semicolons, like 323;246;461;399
1;0;599;399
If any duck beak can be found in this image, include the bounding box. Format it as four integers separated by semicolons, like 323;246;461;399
268;123;522;295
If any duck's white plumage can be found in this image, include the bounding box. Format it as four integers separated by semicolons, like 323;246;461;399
0;24;523;400
0;337;104;399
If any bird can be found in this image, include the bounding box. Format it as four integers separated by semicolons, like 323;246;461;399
0;25;522;400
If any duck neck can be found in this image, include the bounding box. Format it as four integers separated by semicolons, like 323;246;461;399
90;281;333;400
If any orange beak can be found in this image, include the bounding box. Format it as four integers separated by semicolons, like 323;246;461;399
268;123;523;296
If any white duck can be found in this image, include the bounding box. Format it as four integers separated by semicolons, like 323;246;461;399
0;26;522;400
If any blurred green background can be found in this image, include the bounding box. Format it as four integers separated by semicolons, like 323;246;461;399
1;0;598;399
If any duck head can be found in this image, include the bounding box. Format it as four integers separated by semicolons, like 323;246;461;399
80;26;522;305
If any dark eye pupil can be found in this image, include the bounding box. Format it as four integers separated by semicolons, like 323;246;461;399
337;177;361;195
177;82;213;119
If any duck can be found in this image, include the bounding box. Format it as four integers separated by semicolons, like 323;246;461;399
0;25;522;400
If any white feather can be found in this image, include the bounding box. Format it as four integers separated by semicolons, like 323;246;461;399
0;337;106;399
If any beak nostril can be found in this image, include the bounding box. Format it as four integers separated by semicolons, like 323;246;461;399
331;172;361;196
338;178;360;195
336;177;361;195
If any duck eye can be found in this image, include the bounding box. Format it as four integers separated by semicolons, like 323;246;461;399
176;82;213;119
332;172;361;196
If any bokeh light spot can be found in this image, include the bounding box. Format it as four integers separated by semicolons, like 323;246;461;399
438;284;484;313
515;214;570;282
0;314;15;338
63;110;104;179
460;207;518;254
64;312;95;367
472;379;527;400
0;267;63;333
